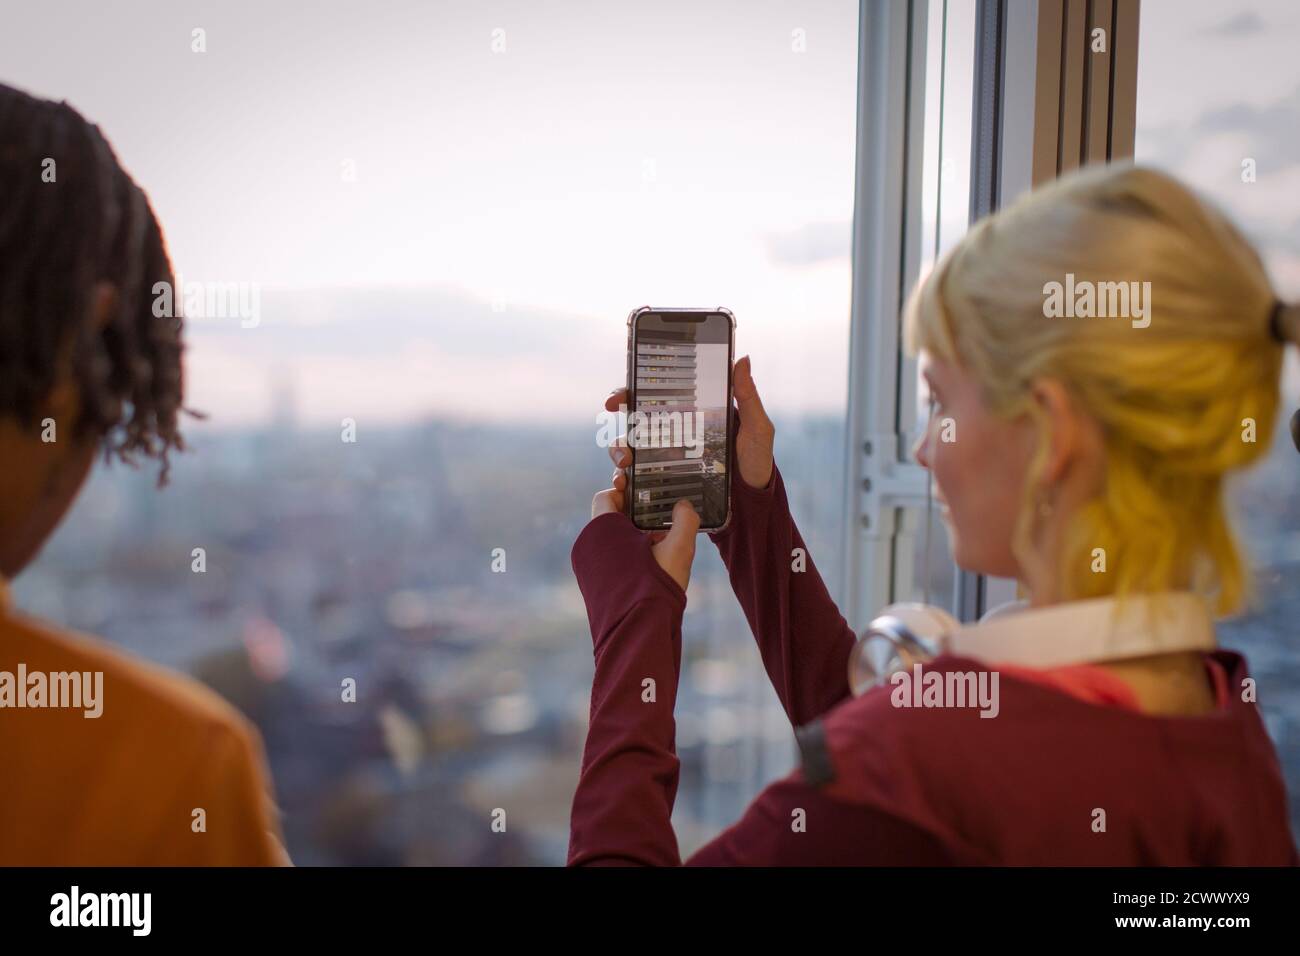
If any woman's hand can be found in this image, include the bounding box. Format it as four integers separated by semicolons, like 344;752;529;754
590;354;774;594
591;486;699;593
603;354;775;491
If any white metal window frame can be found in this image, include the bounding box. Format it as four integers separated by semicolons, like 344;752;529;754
841;0;927;630
841;0;1140;627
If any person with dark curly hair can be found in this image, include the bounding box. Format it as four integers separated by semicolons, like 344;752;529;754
0;83;288;865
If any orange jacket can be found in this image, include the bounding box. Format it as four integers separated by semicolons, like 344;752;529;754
0;578;289;865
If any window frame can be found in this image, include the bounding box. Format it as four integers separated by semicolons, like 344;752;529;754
841;0;1142;625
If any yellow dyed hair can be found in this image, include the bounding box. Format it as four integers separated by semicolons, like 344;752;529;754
903;163;1289;616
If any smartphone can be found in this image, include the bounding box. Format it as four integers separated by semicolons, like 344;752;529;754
625;306;735;533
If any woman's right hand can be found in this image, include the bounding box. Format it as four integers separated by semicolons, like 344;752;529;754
604;353;775;491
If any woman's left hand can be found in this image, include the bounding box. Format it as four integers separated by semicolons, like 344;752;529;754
591;472;700;593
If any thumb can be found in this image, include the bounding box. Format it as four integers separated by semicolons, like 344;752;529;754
733;355;773;435
651;499;700;592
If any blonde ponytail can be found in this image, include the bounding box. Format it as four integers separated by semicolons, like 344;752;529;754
905;163;1291;615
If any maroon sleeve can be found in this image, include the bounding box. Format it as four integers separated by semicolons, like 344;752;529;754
567;511;688;866
684;771;957;865
708;421;857;727
566;511;952;867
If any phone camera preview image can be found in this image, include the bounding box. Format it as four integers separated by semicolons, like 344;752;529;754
626;308;734;533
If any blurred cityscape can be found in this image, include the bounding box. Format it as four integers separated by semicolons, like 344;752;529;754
13;409;848;864
13;400;1300;863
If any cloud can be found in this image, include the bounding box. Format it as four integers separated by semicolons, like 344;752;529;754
765;221;851;266
1204;11;1266;37
1254;215;1300;259
1198;84;1300;171
1136;80;1300;289
187;285;594;361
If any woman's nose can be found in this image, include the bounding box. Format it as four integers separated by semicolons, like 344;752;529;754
911;427;931;469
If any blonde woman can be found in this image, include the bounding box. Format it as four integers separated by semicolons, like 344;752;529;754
568;163;1300;865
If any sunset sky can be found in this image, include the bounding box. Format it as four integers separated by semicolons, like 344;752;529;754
3;0;1297;427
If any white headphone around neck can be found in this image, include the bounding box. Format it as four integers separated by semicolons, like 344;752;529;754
847;593;1217;697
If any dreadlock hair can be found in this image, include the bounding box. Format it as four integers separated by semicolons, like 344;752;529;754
0;82;187;484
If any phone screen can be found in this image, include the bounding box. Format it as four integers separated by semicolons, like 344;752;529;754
626;308;734;532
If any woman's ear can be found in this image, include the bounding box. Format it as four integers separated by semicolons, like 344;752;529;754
1027;377;1092;486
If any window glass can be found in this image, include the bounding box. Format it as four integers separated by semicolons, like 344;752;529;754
1136;0;1300;837
4;0;859;864
901;0;978;609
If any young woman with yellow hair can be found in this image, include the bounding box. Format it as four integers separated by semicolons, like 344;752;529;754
568;163;1300;865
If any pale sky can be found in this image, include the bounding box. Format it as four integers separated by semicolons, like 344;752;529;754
2;0;1297;427
2;0;860;427
1136;0;1300;294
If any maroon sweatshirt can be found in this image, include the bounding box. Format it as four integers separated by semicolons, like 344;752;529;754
568;452;1299;866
